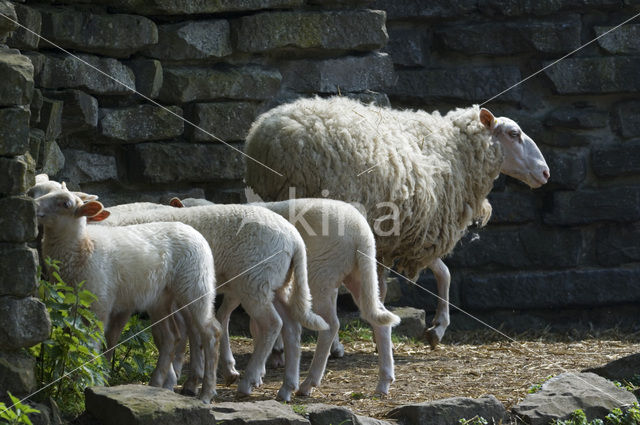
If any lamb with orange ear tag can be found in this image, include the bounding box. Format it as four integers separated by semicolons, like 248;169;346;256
35;189;221;404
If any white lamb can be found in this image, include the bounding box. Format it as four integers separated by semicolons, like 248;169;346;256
171;196;401;395
93;202;328;401
244;96;550;347
35;189;221;403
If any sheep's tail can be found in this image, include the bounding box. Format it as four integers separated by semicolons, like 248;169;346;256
356;242;401;328
287;240;329;331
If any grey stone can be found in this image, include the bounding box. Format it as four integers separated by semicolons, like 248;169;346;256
129;143;245;183
0;350;36;395
85;384;216;425
306;403;359;425
592;140;640;178
389;307;425;339
127;59;163;99
30;88;42;124
23;51;44;80
234;10;387;53
545;57;640;94
58;149;117;184
539;129;594;147
99;105;183;143
29;128;44;166
449;225;583;269
281;52;394;93
392;66;522;102
6;4;41;50
596;222;640;266
545;187;640;225
462;268;640;311
345;91;390;107
0;296;50;350
0;49;34;106
98;188;206;208
387;395;507;425
211;400;309;424
105;0;304;15
371;0;477;20
159;66;281;103
45;90;99;135
0;108;29;156
386;27;427;67
37;54;135;95
477;0;619;16
39;8;157;58
0;197;37;243
437;15;580;55
145;20;231;60
0;244;38;297
544;149;586;189
595;24;640;54
189;102;259;142
512;372;637;425
486;191;538;224
0;0;17;42
0;157;29;196
545;106;608;129
586;353;640;382
613;100;640;138
35;98;63;141
353;415;394;425
39;140;64;177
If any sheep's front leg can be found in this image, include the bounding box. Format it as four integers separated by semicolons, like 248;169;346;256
237;301;282;396
273;297;302;402
424;258;451;349
104;310;131;361
216;294;241;386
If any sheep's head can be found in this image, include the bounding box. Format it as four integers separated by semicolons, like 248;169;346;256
480;108;550;189
35;189;109;229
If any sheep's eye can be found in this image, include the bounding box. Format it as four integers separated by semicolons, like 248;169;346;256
509;130;520;138
63;200;74;209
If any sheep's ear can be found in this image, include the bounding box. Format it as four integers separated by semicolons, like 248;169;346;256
169;197;184;208
479;108;496;130
87;210;110;222
35;174;50;184
75;200;104;218
73;191;99;202
61;181;68;190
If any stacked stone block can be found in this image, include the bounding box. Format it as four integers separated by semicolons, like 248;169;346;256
374;0;640;331
0;1;50;399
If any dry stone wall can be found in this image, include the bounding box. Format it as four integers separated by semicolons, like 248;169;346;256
372;0;640;331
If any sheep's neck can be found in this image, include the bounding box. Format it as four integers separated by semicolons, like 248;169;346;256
42;219;94;283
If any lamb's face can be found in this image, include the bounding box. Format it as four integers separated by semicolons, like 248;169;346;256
35;190;84;228
480;109;550;188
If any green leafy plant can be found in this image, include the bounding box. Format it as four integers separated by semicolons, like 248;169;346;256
290;404;307;416
0;392;40;425
30;259;109;417
551;404;640;425
109;315;157;386
459;416;489;425
528;375;554;393
339;320;373;343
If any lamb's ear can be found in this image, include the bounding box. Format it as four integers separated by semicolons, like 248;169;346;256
479;108;496;130
73;191;99;202
87;210;110;222
35;174;50;184
75;200;104;218
61;181;68;190
169;197;184;208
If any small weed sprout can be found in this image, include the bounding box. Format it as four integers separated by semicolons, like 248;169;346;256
0;392;40;425
459;416;489;425
527;375;554;393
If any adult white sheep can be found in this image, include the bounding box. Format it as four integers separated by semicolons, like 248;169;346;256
35;189;221;403
93;202;328;401
244;96;550;347
171;196;401;395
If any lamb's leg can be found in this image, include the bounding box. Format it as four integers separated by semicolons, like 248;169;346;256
268;334;285;368
424;258;451;349
216;294;241;386
148;307;176;388
329;333;344;358
167;309;188;387
272;297;302;402
297;287;339;397
193;312;222;404
181;311;204;396
237;300;282;396
372;323;394;395
104;310;130;361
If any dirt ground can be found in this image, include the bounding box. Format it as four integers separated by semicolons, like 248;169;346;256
215;329;640;419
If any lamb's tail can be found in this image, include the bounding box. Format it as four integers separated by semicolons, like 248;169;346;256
356;242;401;328
286;240;329;331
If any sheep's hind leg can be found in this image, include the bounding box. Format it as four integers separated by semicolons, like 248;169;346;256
237;301;282;396
267;334;285;368
424;258;451;349
148;307;176;388
216;294;241;386
273;297;302;402
297;287;339;397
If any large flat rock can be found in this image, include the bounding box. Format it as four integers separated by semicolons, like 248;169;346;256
387;395;507;425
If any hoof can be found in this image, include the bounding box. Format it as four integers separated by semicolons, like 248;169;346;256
224;371;240;386
329;342;345;359
268;350;285;368
375;381;391;396
296;379;314;397
424;327;440;350
181;387;197;397
276;387;293;402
